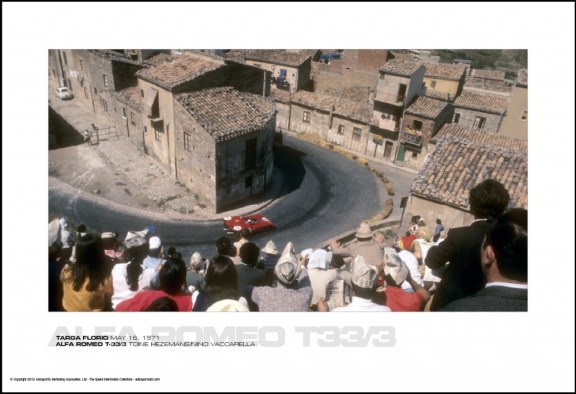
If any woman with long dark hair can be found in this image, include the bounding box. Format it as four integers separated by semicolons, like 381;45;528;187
60;233;113;311
192;255;248;311
111;241;156;309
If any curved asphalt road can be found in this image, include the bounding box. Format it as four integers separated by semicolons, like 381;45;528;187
49;135;386;258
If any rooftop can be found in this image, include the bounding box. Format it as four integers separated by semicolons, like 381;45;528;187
405;96;450;119
291;88;373;123
175;87;276;142
412;127;527;209
89;50;142;66
115;86;142;112
424;62;467;81
470;68;506;81
433;124;527;152
224;49;311;67
143;52;171;66
380;59;423;77
136;54;225;90
454;90;509;114
464;76;513;94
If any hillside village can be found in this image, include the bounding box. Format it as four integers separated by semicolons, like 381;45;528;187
49;49;527;221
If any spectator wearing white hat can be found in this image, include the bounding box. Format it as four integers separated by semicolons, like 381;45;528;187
143;236;163;270
378;247;429;311
260;240;280;286
59;217;74;260
185;252;207;294
321;255;391;312
329;222;383;269
249;242;312;312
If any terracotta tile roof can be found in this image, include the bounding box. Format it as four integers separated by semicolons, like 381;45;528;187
324;86;372;102
292;89;372;123
424;89;452;101
224;49;310;67
175;87;276;142
405;96;450;119
390;51;417;62
470;69;505;81
464;76;513;94
89;50;141;65
454;91;509;114
115;86;141;112
136;54;225;90
143;53;171;66
424;62;467;81
380;59;423;77
433;124;527;152
270;89;291;104
412;128;527;209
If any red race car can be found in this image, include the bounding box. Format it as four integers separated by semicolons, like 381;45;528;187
223;214;276;235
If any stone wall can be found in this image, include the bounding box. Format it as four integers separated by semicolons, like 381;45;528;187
454;108;503;133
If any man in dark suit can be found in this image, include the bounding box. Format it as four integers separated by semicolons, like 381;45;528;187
426;179;510;311
442;208;527;311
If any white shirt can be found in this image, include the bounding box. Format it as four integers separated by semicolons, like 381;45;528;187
111;263;157;309
332;296;391;312
398;250;423;291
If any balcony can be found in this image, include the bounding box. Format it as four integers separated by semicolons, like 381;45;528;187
372;112;401;132
399;130;423;147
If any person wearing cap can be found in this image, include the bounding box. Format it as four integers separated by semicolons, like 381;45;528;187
319;255;391;312
249;242;312;312
329;222;383;269
143;236;163;270
377;247;429;311
185;252;207;294
111;239;157;310
442;208;527;311
259;240;280;286
426;179;511;311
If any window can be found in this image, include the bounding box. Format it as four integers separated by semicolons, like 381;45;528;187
337;125;344;135
102;99;108;112
245;176;253;189
103;74;108;87
155;127;161;142
412;150;418;158
397;84;407;102
430;80;437;89
122;107;127;118
452;113;460;124
473;116;486;129
413;120;423;130
94;87;98;95
352;128;362;141
84;87;88;99
62;51;68;65
520;110;527;121
79;59;83;71
140;89;144;98
184;132;191;152
144;126;147;133
130;112;136;125
303;111;310;123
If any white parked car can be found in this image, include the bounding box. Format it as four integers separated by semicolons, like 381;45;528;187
56;86;73;100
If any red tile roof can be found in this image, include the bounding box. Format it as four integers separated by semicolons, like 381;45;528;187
115;86;141;112
424;62;467;81
405;96;450;119
454;91;509;114
380;59;423;77
175;87;276;142
224;49;310;67
136;54;225;90
470;69;505;81
292;88;372;123
412;125;527;209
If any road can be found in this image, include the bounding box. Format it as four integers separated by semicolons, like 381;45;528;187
49;135;387;258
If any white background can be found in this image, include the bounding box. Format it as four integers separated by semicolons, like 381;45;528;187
3;2;575;392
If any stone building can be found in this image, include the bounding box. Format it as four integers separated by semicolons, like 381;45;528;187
404;124;527;230
396;96;454;170
224;49;312;93
422;62;467;102
174;87;276;212
499;69;528;140
452;91;509;133
371;59;425;162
